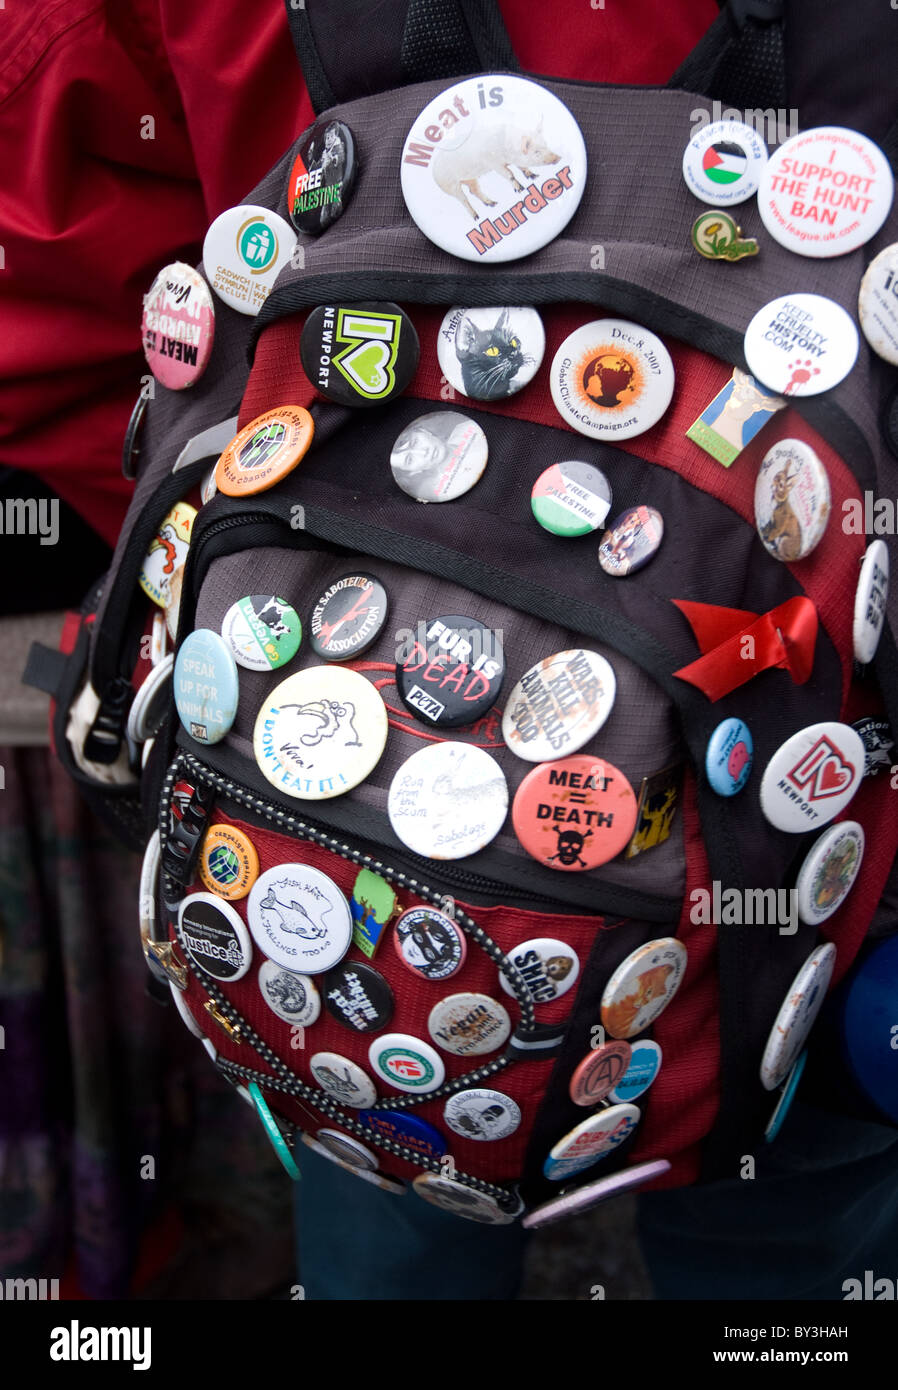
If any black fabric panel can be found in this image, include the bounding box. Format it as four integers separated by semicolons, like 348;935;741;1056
668;4;785;111
785;0;898;143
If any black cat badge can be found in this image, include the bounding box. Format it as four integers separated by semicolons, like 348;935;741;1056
300;302;420;407
437;305;545;400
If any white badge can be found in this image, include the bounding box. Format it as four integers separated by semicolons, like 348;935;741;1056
853;539;889;664
412;1173;516;1224
795;821;864;926
753;439;830;562
859;245;898;365
202;204;297;315
550;320;675;440
368;1032;446;1094
501;648;616;762
390;412;488;502
760;943;836;1090
387;742;508;859
682;119;768;207
601;938;687;1039
759;721;865;833
499;937;580;1004
443;1088;521;1141
257;959;321;1026
247;864;352;974
309;1051;378;1108
427;993;511;1056
436;306;545;400
743;293;859;397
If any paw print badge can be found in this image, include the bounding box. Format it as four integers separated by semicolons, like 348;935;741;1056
743;293;859;397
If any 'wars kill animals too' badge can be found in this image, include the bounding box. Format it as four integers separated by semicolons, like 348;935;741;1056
502;649;616;762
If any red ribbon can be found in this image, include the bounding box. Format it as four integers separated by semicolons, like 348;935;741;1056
672;597;818;702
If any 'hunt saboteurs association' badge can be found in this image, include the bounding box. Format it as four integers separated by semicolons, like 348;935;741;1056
400;75;587;263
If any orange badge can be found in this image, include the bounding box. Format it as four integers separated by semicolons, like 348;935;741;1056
216;406;314;496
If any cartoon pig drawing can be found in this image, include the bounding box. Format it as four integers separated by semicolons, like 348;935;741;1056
432;119;562;220
728;741;750;782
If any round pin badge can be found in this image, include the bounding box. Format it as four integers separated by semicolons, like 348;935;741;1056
396;614;505;728
530;460;612;538
221;595;301;672
759;721;865;833
501;648;616;763
523;1158;672;1229
173;628;239;745
499;937;580;1004
443;1088;521;1140
393;906;467;982
853;539;889;664
253;665;388;800
598;505;664;576
300;302;419;406
368;1032;446;1094
682;119;768;207
852;715;895;778
705;717;754;796
512;756;639;872
427;993;511;1057
169;982;204;1039
437;305;545;400
199;823;260;900
858;244;898;365
795;821;865;926
127;652;173;744
314;1128;378;1171
142;262;215;389
609;1038;663;1104
387;742;508;860
138;501;196;608
287;118;357;234
569;1040;632;1107
165;565;185;643
247;864;352;974
202;204;297;315
248;1083;301;1180
760;942;836;1091
601;938;688;1039
215;406;315;497
150;610;168;666
757;125;894;259
754;440;831;561
400;74;587;264
309;573;388;661
359;1109;448;1161
764;1050;807;1143
543;1104;641;1181
257;959;321;1026
390;411;488;502
309;1051;378;1108
412;1172;516;1223
743;294;859;397
323;959;395;1032
178;892;252;982
122;392;147;481
550;320;675;441
200;464;218;506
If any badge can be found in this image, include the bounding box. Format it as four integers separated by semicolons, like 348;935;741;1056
349;867;397;958
682;118;768;206
309;573;389;661
501;648;616;763
443;1088;521;1140
760;942;836;1091
757;125;893;259
427;993;511;1057
858;244;898;365
764;1051;807;1143
543;1104;641;1181
199;823;260;900
743;294;859;397
759;721;865;832
686;368;785;467
839;934;898;1123
221;595;302;672
202;204;297;315
691;210;759;261
247;864;353;974
138;501;196;608
253;665;388;800
127;652;173;744
550;320;675;441
705;718;753;796
411;1173;516;1224
437;305;544;399
394;906;467;981
169;981;204;1039
247;1083;301;1180
609;1038;662;1104
257;959;321;1026
323;959;395;1032
387;742;508;859
400;74;587;263
569;1040;632;1107
795;821;864;926
122;392;147;481
200;465;218;505
368;1032;446;1094
165;563;185;642
601;938;688;1039
215;406;315;496
358;1109;448;1161
852;715;895;777
530;460;612;536
853;539;889;664
396;615;505;728
598;505;664;576
178;892;252;982
173;628;239;744
625;764;682;859
390;411;488;502
754;439;830;561
142;262;215;389
287;118;357;234
523;1159;671;1228
499;937;580;1004
512;755;639;872
309;1051;378;1108
314;1128;378;1171
300;303;419;405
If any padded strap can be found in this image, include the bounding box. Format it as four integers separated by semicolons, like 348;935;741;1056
668;0;785;111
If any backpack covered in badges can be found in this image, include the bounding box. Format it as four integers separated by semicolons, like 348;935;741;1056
26;0;898;1225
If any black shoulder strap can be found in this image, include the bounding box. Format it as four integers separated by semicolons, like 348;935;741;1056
668;0;786;111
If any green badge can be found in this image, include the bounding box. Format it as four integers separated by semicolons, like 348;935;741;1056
300;303;420;407
221;595;301;672
350;868;397;958
530;460;612;537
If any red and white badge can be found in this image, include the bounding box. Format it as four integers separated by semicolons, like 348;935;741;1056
759;721;865;833
368;1033;446;1094
543;1104;641;1181
601;938;688;1039
142;262;215;389
743;294;859;397
512;755;638;871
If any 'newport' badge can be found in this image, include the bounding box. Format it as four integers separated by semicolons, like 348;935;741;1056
300;303;419;405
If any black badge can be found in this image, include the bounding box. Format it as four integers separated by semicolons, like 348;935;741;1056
309;573;389;660
323;960;394;1032
396;614;505;729
178;893;251;982
852;716;895;777
287;118;357;234
300;303;420;407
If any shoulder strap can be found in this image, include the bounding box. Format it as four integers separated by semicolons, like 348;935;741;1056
668;0;786;111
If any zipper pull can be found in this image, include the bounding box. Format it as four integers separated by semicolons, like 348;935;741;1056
162;778;216;884
83;676;133;764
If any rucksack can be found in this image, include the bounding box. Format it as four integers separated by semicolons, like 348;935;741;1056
25;0;898;1227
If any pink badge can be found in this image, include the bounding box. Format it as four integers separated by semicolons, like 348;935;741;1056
511;754;638;871
142;262;215;390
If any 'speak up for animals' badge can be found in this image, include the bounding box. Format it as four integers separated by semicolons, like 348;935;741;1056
401;75;587;263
